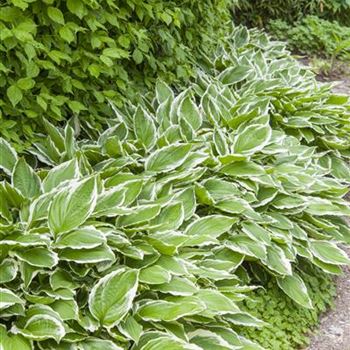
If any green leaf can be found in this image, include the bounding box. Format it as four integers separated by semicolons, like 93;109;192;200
220;161;265;177
0;138;17;176
12;158;41;198
264;245;292;275
138;300;205;322
59;245;115;264
196;289;240;315
50;269;79;291
179;96;202;131
12;247;58;268
218;65;251;85
54;226;106;249
103;48;129;59
59;26;74;43
185;215;235;238
89;268;139;327
156;80;173;104
154;277;198;296
139;265;172;285
140;333;200;350
241;222;271;245
16;314;65;342
66;0;86;19
189;329;236;350
93;187;126;217
0;325;31;350
48;176;97;235
7;85;23;107
51;299;78;320
277;274;313;309
149;202;184;232
225;312;267;327
233;124;271;155
0;288;24;309
79;338;123;350
42;159;79;192
47;7;65;25
140;333;201;350
133;49;143;64
146;144;192;172
0;259;17;283
117;205;161;227
134;107;157;150
310;240;350;265
17;78;35;90
118;316;143;343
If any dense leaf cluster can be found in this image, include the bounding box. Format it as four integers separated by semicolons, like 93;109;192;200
0;0;232;148
0;27;349;349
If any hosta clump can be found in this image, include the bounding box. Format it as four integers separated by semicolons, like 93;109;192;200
1;27;350;350
210;27;350;159
1;89;350;349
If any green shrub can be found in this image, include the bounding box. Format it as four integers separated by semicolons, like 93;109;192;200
241;262;337;349
0;27;349;350
268;16;350;59
0;0;233;148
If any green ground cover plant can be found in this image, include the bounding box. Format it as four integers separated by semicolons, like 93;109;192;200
0;27;350;350
241;263;336;349
0;0;233;148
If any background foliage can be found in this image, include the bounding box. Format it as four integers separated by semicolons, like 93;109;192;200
234;0;350;27
268;16;350;59
0;0;233;148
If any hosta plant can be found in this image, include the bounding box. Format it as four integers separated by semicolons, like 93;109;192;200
1;26;350;350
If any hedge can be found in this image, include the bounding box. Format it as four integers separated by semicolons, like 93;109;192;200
0;0;233;149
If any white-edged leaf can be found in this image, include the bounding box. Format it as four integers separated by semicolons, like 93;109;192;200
42;158;79;192
0;259;18;283
79;338;123;350
310;240;350;265
139;265;172;285
138;300;205;322
0;288;25;309
134;107;157;150
140;333;201;350
12;247;58;268
145;144;192;173
178;95;202;131
48;176;97;235
54;226;106;249
12;158;41;198
14;314;65;342
277;274;313;309
233;123;272;155
0;138;17;176
0;324;31;350
59;245;115;264
185;215;235;239
89;268;138;327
